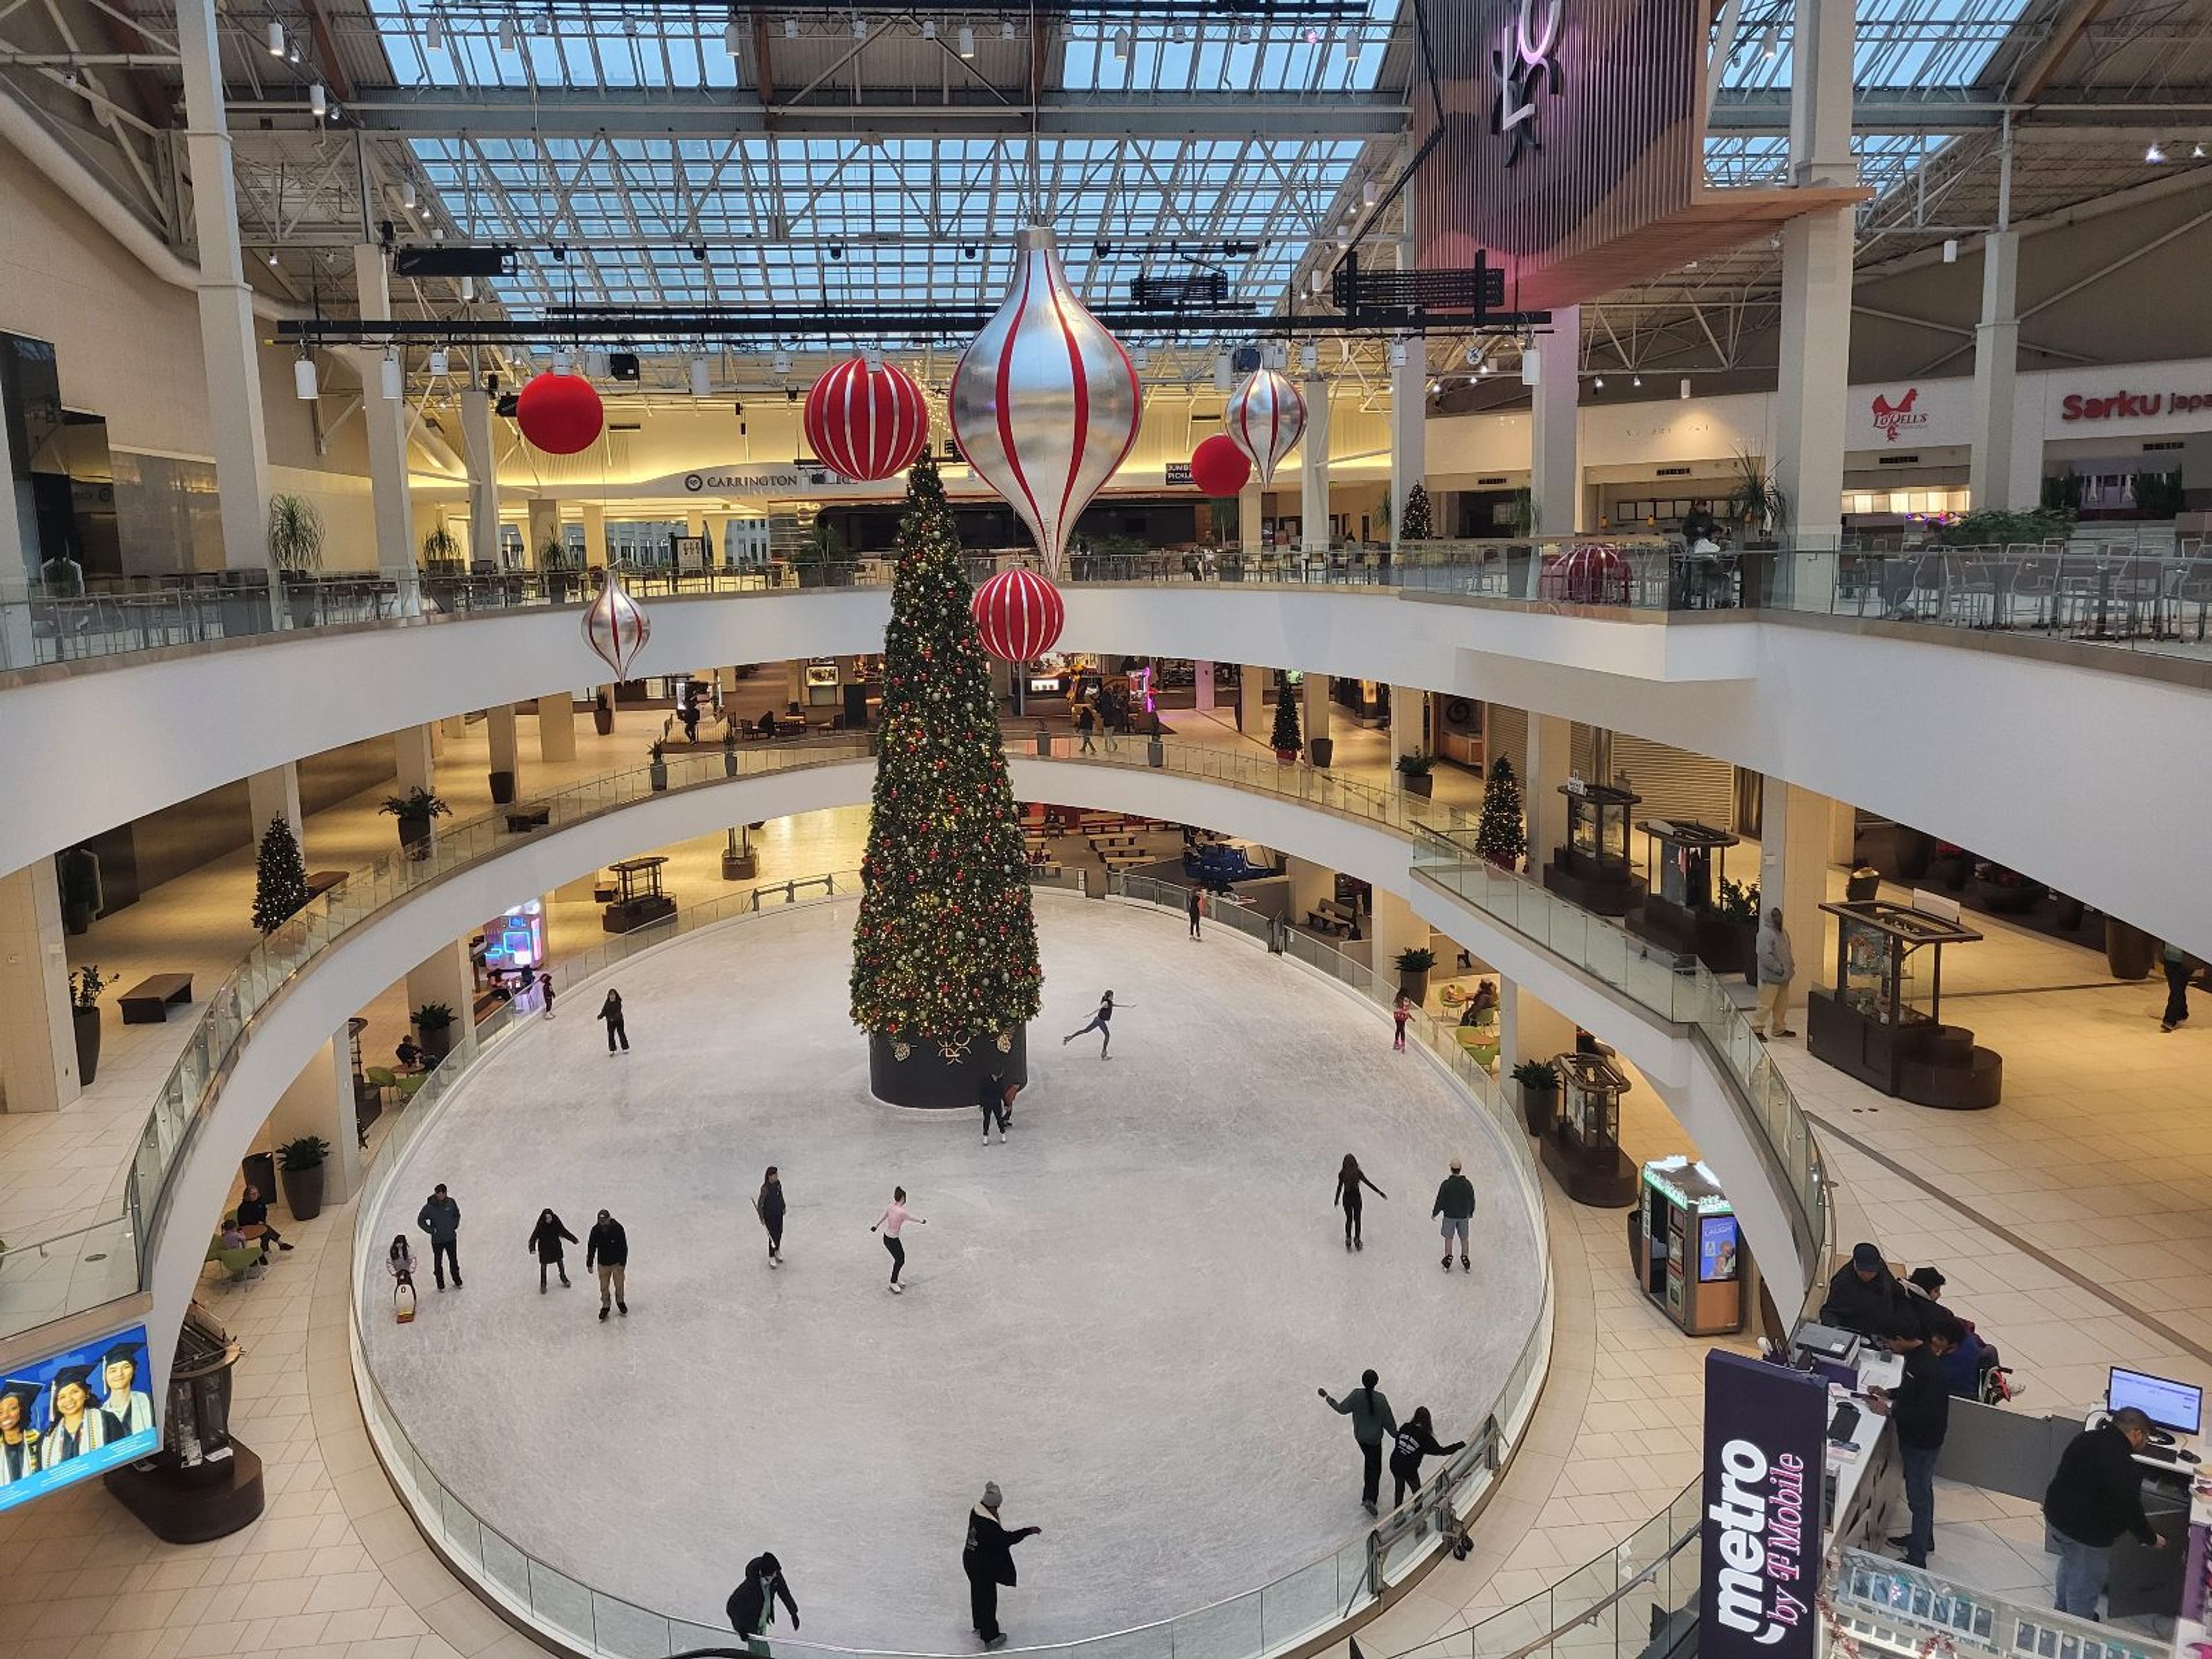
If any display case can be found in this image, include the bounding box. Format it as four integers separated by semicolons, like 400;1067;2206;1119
1628;1157;1748;1335
1627;819;1754;974
1808;899;2002;1109
603;855;677;934
1539;1050;1639;1206
1541;780;1647;916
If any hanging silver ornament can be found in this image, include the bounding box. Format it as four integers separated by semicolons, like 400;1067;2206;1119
949;225;1143;579
582;570;650;680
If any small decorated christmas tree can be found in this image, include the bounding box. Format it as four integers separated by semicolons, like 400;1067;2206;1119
251;815;312;934
1270;671;1302;756
850;455;1041;1099
1475;755;1526;870
1401;482;1433;541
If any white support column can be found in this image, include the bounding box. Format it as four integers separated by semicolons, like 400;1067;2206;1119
1529;305;1581;560
1389;684;1427;772
536;692;577;763
1238;664;1267;738
1499;976;1577;1072
1758;779;1837;1033
1301;672;1332;762
1194;661;1217;714
394;722;435;802
1;382;35;669
404;940;472;1037
1283;855;1334;926
1300;378;1331;552
267;1035;361;1211
1525;713;1571;870
1774;0;1857;560
1369;888;1429;998
246;763;304;851
1969;230;2024;513
353;246;419;605
487;704;521;801
461;364;501;567
0;862;80;1114
174;0;274;571
581;503;609;568
1391;211;1427;550
782;658;805;711
526;501;562;570
1237;480;1263;556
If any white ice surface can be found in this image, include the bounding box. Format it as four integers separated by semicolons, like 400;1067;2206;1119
359;896;1542;1652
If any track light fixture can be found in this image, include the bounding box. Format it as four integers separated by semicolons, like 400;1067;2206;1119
266;20;285;56
429;347;449;376
497;13;518;51
1521;347;1540;388
293;353;317;399
724;16;743;58
851;14;866;39
2147;141;2168;164
921;19;935;40
692;241;708;261
308;82;326;116
380;349;403;400
1759;25;1780;59
423;10;444;50
690;357;710;397
783;16;796;37
999;19;1013;39
957;24;975;56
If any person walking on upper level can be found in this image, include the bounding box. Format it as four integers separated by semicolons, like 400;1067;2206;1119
1334;1154;1387;1252
870;1185;925;1292
587;1209;628;1320
540;969;556;1020
1755;908;1797;1039
1319;1370;1396;1516
417;1184;462;1289
528;1207;577;1292
599;987;630;1053
2161;940;2192;1032
1432;1158;1476;1272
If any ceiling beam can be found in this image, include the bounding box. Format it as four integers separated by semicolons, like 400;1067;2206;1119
1710;85;2212;134
228;89;1411;140
2008;0;2111;104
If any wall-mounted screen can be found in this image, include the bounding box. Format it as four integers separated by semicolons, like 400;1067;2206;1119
1698;1215;1740;1283
0;1322;160;1512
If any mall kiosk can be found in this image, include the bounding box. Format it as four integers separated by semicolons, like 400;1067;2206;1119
1809;896;2003;1109
1628;819;1753;975
1628;1156;1747;1335
603;855;677;934
1539;1049;1638;1206
1541;780;1646;917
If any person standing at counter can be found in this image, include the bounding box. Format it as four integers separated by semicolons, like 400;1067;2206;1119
1868;1316;1963;1568
2043;1406;2166;1618
1821;1243;1911;1338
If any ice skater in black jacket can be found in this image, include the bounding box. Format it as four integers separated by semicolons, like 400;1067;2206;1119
1388;1407;1465;1505
963;1481;1042;1648
725;1552;798;1648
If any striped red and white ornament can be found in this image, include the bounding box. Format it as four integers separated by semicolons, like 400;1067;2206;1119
1224;367;1307;484
582;571;650;680
804;357;930;481
971;566;1066;663
949;225;1142;579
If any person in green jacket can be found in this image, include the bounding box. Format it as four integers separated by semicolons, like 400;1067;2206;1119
1319;1370;1396;1515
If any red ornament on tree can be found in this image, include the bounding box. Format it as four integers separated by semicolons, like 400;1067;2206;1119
805;357;930;480
1189;434;1251;497
515;371;604;455
971;567;1065;662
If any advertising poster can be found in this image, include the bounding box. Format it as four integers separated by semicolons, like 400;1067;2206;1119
1700;1215;1741;1283
0;1322;160;1513
1699;1351;1825;1659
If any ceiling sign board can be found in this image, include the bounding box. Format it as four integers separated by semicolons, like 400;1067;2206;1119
1416;0;1867;311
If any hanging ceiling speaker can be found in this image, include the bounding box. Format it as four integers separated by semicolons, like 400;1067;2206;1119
608;351;642;381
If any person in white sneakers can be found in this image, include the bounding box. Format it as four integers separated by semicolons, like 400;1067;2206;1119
869;1185;925;1292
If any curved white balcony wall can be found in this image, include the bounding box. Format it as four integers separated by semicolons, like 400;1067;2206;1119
6;588;2210;953
145;757;1807;1401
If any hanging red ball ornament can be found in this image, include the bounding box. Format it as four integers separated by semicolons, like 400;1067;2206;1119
516;370;604;455
1189;434;1252;497
804;357;930;480
971;567;1065;662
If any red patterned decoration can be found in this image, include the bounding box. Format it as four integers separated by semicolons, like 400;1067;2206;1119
804;357;931;480
1189;434;1252;497
516;370;605;456
1542;543;1632;605
582;571;651;680
971;567;1066;662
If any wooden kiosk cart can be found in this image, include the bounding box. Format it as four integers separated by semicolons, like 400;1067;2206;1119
1628;819;1754;975
1628;1155;1748;1336
1539;1049;1639;1206
1809;897;2003;1109
1541;781;1646;916
603;855;678;934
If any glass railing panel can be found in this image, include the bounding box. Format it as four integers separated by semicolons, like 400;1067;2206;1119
440;1489;484;1569
527;1559;599;1649
1257;1553;1343;1653
589;1593;674;1659
1166;1588;1262;1659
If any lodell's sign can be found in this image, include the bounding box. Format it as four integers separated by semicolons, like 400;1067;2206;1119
1699;1351;1823;1659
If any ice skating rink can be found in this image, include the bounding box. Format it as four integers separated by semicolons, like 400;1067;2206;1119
359;895;1546;1652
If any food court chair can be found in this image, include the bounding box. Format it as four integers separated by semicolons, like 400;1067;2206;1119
204;1234;263;1283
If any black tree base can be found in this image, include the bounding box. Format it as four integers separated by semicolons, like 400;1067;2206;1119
869;1027;1029;1111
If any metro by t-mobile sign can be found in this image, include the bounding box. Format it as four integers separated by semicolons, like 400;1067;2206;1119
1699;1351;1824;1659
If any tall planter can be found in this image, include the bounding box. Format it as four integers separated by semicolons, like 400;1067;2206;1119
396;818;433;861
1893;828;1934;881
593;701;615;736
868;1027;1028;1111
1309;737;1334;768
279;1161;326;1223
2105;919;2157;981
1517;1078;1559;1136
72;1006;102;1086
1400;772;1434;800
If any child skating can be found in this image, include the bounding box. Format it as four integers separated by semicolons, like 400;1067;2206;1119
870;1185;925;1292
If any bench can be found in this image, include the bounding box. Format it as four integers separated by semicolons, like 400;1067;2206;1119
505;804;552;832
119;973;194;1024
305;870;347;899
1305;900;1357;937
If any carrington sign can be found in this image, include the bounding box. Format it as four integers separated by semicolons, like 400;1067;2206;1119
1699;1352;1823;1659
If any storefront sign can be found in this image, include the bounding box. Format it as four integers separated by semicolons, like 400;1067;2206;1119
676;465;841;493
1493;0;1564;166
1699;1352;1823;1659
1870;388;1929;443
2060;388;2212;421
1165;461;1194;486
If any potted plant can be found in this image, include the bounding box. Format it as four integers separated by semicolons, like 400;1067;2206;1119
722;724;741;777
540;535;574;604
1970;862;2046;915
267;493;325;628
411;1001;456;1063
56;844;103;935
1394;946;1436;1003
421;523;462;570
1725;449;1789;545
1270;672;1302;764
723;823;761;881
2105;918;2156;981
593;690;615;736
647;738;669;792
1395;749;1437;800
1512;1057;1559;1136
380;787;450;859
276;1135;332;1222
1844;863;1881;902
1717;876;1762;983
70;965;107;1087
1927;842;1971;892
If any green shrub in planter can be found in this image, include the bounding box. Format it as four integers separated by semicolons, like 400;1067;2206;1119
1512;1058;1559;1135
70;964;107;1086
1393;946;1436;1004
412;1001;457;1062
277;1134;332;1222
381;788;450;859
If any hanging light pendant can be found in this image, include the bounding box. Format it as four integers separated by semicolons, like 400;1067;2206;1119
949;225;1142;578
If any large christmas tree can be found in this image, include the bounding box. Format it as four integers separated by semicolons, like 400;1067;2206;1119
251;815;312;934
1270;670;1302;755
1475;755;1526;870
850;456;1042;1066
1401;482;1433;541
